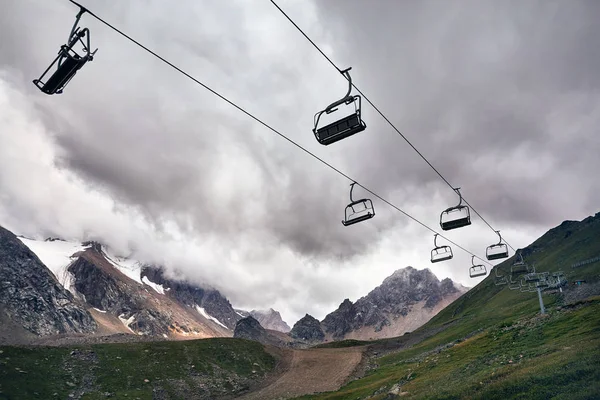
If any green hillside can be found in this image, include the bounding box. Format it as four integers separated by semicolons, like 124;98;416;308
0;338;275;399
298;212;600;399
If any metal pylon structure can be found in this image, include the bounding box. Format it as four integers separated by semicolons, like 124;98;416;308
492;252;568;315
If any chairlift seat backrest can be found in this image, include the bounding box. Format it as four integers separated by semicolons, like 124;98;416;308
486;243;509;260
440;214;471;231
316;111;366;146
511;263;528;275
525;273;540;282
469;265;487;278
342;198;374;226
40;53;87;94
431;246;453;263
440;206;471;231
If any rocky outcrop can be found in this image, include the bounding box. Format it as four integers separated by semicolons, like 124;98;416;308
65;246;230;338
141;265;242;330
233;316;265;340
0;225;97;338
68;251;170;336
321;267;468;341
289;314;325;342
249;308;291;333
233;316;288;348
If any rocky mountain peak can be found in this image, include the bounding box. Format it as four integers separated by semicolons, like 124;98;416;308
233;316;289;347
249;308;291;333
289;314;324;342
233;316;264;340
321;267;468;341
141;265;241;330
0;225;97;340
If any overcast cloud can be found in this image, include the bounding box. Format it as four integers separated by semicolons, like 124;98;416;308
1;0;599;324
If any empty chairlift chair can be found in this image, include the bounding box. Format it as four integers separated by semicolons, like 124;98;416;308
510;252;529;275
469;256;487;278
430;234;453;263
508;276;522;291
341;182;375;226
33;6;98;95
493;266;508;286
486;230;509;260
440;188;471;231
313;67;366;145
523;264;539;283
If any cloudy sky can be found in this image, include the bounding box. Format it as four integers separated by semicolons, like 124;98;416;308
1;0;599;325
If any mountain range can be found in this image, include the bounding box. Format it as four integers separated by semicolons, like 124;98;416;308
0;224;468;346
234;266;468;347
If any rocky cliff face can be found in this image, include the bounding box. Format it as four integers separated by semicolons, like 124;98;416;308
321;267;468;341
289;314;324;342
0;225;97;340
65;247;232;338
141;266;241;330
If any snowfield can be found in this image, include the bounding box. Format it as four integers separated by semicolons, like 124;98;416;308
18;237;88;296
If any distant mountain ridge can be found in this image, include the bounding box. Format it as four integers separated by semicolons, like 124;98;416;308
233;267;469;348
235;308;291;333
320;267;468;341
1;226;463;346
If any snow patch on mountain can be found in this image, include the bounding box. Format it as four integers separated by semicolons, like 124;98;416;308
141;276;165;295
102;250;144;284
118;314;136;334
18;237;88;295
196;305;229;330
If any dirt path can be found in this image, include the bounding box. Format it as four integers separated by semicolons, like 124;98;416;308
238;347;364;400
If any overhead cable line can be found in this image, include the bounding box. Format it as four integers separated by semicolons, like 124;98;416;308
64;0;493;266
269;0;517;253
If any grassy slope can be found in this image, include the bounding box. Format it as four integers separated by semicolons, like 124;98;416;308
0;338;275;400
298;214;600;399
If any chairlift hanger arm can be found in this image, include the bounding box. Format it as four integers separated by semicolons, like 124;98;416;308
324;67;354;113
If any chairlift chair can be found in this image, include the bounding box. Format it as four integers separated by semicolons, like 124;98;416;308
510;252;529;275
341;182;375;226
507;272;522;290
486;231;509;260
520;282;537;293
313;67;366;145
508;280;522;291
430;234;453;263
440;188;471;231
33;6;98;95
524;273;540;283
493;267;508;286
469;256;487;278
